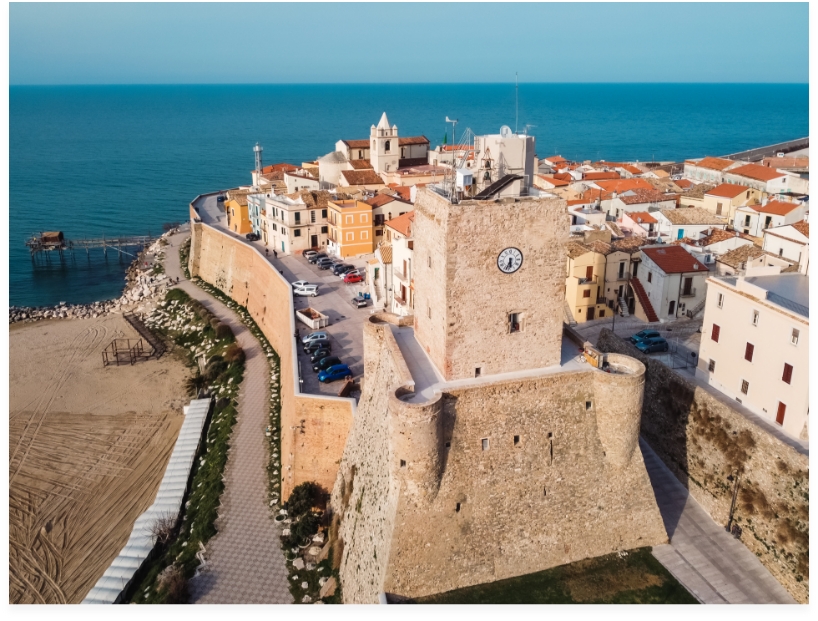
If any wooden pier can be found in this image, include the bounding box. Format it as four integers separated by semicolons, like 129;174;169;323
25;231;156;263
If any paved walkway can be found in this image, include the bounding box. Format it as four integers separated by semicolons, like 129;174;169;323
164;227;292;604
642;440;796;604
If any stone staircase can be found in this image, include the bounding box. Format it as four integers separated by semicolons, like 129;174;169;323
630;278;659;323
563;301;577;326
618;296;629;317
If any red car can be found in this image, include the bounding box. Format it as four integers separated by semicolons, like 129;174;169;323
343;272;364;284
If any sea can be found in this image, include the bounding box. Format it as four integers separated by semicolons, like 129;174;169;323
9;83;808;308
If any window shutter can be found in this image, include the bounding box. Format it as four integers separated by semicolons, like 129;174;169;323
744;342;754;362
711;324;720;342
782;363;793;384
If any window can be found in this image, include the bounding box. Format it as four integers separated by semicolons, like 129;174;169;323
346;215;354;224
385;140;391;152
741;380;749;395
717;293;724;308
647;272;652;283
782;363;793;384
711;324;720;342
361;230;368;240
294;212;301;224
474;367;481;378
455;503;461;513
585;266;593;280
358;150;363;159
509;313;521;333
376;229;383;236
778;248;784;257
322;209;327;218
791;328;800;345
751;310;759;326
346;232;354;241
428;255;431;268
481;438;489;451
310;210;316;223
321;226;328;234
618;262;625;279
583;290;591;298
744;343;754;362
361;214;368;224
294;229;301;237
400;460;406;468
708;359;716;372
776;402;786;425
716;202;723;215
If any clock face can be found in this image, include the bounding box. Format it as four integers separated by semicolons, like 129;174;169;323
497;247;523;274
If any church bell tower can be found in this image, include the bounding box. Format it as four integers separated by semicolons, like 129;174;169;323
370;112;399;175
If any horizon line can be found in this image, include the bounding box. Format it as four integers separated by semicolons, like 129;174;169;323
9;81;810;88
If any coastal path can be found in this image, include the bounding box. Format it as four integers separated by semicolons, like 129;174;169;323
163;226;292;604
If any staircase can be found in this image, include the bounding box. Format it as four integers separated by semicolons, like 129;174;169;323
618;296;629;317
123;312;166;358
563;301;577;326
629;278;660;323
687;298;706;319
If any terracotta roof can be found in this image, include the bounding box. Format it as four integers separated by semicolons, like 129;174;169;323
342;139;370;149
537;175;570;187
340;169;385;185
660;207;724;225
377;243;393;264
699;228;740;246
544;155;566;163
567;199;590;206
619;164;643;175
716;244;765;269
440;144;475;152
586;240;614;255
349;159;374;170
565;241;592;259
594;178;655;193
642;246;708;274
261;163;298;174
761;156;809;169
727;163;787;182
792;220;809;237
284;189;345;209
365;193;399;208
553;172;574;182
706;183;750;199
618;188;672;205
399;136;430;146
674;179;694;189
688;156;736;171
284;170;316;181
385;211;415;237
389;185;412;201
652;169;670;178
754;200;802;216
584;171;621;181
681;183;717;199
628;211;657;224
611;236;650;254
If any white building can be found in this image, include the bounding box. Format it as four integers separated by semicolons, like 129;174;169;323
608;188;676;219
733;201;807;237
683;157;741;184
264;191;332;255
762;221;809;265
633;245;710;322
696;272;809;439
284;170;320;194
656;207;727;241
722;163;809;195
385;211;415;316
472;127;536;195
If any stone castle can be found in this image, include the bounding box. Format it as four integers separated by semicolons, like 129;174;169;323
328;188;668;602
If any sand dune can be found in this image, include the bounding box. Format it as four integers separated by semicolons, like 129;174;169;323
9;314;190;604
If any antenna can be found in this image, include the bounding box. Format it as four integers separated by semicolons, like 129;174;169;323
515;73;519;134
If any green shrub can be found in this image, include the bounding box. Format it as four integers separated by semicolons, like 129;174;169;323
286;481;326;518
216;397;230;410
215;323;234;341
165;289;191;304
224;343;245;364
205;359;228;381
209;318;221;330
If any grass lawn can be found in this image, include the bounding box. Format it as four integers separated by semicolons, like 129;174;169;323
413;547;698;604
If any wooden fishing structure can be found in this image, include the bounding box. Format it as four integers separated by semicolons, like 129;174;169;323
25;231;156;264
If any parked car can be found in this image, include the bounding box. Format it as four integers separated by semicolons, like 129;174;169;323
304;338;330;353
308;252;328;264
291;280;313;289
635;336;669;354
352;294;368;308
303;250;318;260
313;355;342;373
318;364;352;383
344;272;364;284
293;285;319;297
629;329;660;345
317;259;335;270
309;347;332;362
302;331;328;344
245;232;260;241
332;263;354;276
217;195;226;202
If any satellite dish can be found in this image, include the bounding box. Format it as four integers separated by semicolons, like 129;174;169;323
500;125;512;138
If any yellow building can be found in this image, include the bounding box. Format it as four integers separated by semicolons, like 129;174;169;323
327;199;375;258
702;183;762;221
225;189;253;235
565;241;609;323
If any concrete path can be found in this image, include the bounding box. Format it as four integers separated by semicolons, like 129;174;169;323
642;440;796;604
163;228;292;604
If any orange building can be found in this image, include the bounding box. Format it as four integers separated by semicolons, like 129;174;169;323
327;199;375;258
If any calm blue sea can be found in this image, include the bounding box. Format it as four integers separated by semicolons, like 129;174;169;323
9;83;808;308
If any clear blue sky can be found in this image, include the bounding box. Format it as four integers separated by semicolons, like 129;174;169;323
10;2;809;85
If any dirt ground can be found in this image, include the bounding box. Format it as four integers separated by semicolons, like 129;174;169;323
9;314;190;604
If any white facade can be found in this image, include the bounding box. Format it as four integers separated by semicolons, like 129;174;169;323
638;249;709;321
723;170;809;195
696;274;809;439
683;159;739;184
654;211;727;242
317;151;348;189
734;203;807;237
264;194;329;256
370;112;399;174
389;229;414;317
473;130;536;193
284;171;320;194
762;224;808;264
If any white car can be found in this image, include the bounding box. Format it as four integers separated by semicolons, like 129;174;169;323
302;331;328;344
291;280;314;289
294;285;319;297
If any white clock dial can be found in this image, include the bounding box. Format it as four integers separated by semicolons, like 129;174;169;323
497;247;523;274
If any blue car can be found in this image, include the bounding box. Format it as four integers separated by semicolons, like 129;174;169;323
635;336;669;354
629;329;660;345
318;364;352;383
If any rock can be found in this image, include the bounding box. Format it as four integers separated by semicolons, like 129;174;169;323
307;546;321;557
301;582;309;589
317;541;331;562
318;577;327;587
302;595;311;603
319;576;337;599
312;532;325;545
292;558;305;570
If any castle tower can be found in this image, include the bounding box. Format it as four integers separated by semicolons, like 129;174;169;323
413;188;568;381
369;112;399;175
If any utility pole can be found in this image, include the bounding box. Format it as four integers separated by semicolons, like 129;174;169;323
515;72;519;134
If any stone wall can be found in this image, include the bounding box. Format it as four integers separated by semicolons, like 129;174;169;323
412;190;567;380
189;222;355;499
597;329;809;603
331;321;667;603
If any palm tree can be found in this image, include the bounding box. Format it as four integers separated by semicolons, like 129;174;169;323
184;372;208;398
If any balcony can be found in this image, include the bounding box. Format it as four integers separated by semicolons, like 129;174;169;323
393;267;409;282
394;293;408;306
680;288;697;298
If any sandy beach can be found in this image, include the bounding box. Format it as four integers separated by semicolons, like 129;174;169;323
9;313;190;604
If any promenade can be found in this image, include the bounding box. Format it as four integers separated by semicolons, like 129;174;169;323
164;227;292;604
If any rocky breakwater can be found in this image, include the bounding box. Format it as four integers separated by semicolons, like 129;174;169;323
10;231;180;325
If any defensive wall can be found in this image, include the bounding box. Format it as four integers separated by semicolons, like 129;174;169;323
329;317;668;603
598;329;809;603
188;216;355;499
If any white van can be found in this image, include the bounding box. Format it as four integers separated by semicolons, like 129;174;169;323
294;285;319;297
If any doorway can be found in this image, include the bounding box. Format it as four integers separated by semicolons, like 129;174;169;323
310;234;318;248
587;307;595;320
668;300;676;316
776;402;786;425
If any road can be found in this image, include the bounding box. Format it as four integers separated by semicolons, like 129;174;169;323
721;137;808;162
